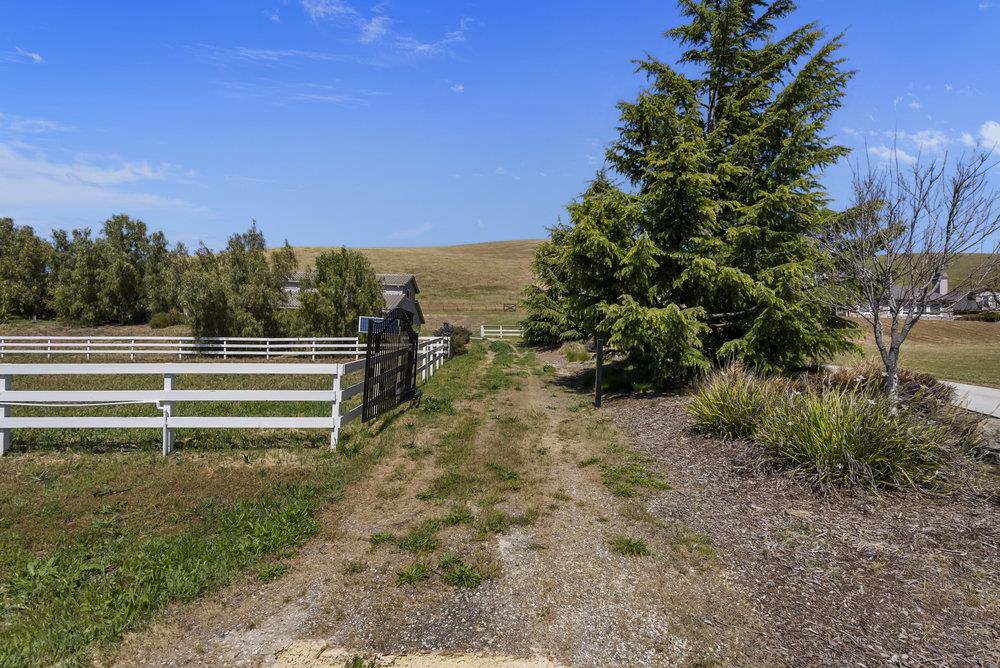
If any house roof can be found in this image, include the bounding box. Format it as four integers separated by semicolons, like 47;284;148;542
377;273;419;293
887;285;966;304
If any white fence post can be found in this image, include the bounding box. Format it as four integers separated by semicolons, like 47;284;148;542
480;325;485;338
162;374;174;456
0;337;4;359
86;338;91;360
130;339;135;361
47;338;51;359
0;374;10;456
331;370;342;449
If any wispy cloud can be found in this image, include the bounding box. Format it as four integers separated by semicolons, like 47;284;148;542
359;16;390;43
15;47;44;64
218;79;383;106
0;142;198;212
300;0;357;20
2;47;45;64
451;83;465;94
195;45;349;64
299;0;469;57
868;145;917;166
979;0;994;10
395;29;465;55
0;113;68;134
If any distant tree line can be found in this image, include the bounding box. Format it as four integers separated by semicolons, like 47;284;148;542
0;215;383;338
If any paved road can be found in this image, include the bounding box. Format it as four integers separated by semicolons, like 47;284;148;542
944;381;1000;418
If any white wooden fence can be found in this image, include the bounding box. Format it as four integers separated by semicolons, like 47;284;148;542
0;335;450;360
480;325;522;339
0;336;449;457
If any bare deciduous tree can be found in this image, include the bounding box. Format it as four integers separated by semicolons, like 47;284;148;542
822;151;1000;406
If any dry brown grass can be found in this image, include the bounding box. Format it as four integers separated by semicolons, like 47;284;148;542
292;240;542;310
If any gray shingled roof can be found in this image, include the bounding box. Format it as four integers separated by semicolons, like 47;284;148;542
377;273;419;293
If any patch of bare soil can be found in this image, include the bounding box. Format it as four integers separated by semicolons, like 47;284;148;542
110;350;754;667
608;393;1000;666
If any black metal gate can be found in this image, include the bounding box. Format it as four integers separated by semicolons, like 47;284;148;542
361;308;419;422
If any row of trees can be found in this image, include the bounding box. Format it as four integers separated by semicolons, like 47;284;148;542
0;217;384;338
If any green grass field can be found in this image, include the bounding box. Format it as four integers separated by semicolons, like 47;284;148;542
0;345;484;666
840;318;1000;387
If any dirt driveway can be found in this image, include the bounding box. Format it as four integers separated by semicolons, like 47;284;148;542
111;346;752;667
110;344;997;667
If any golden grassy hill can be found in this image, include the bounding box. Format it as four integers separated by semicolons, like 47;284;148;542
291;240;544;329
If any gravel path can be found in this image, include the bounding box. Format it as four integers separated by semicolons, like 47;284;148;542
111;350;748;667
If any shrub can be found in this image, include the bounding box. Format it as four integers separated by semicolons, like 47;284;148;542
960;311;1000;322
562;342;590;363
689;365;784;439
755;387;948;488
148;309;188;329
434;322;472;356
690;365;979;490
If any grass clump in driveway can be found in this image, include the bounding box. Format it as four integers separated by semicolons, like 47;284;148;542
610;536;651;556
396;562;431;586
440;558;485;588
690;364;978;490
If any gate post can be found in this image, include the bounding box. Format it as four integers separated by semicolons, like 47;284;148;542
0;374;11;456
162;373;175;456
330;370;342;449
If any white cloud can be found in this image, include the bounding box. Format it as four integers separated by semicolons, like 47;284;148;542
0;142;196;212
980;120;1000;147
267;8;280;22
197;45;344;64
869;145;917;165
979;0;994;9
908;100;922;110
359;16;390;43
300;0;357;20
945;83;953;92
903;129;949;153
961;132;976;147
395;29;465;55
14;47;44;64
451;83;465;94
0;113;68;134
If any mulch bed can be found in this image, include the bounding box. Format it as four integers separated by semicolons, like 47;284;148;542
608;393;1000;667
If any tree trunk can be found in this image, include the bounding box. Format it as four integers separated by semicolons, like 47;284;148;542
885;350;900;413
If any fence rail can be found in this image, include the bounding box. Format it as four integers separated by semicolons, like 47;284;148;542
0;336;450;456
0;335;447;360
479;325;523;339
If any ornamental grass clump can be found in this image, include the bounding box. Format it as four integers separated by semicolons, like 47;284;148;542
754;386;947;489
688;365;784;439
690;364;977;490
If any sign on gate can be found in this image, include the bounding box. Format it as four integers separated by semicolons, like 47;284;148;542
361;308;419;422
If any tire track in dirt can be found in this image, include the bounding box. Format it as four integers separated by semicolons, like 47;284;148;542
112;346;751;667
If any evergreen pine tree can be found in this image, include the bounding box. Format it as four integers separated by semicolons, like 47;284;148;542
524;0;856;375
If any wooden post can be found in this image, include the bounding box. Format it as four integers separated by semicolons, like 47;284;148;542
594;338;604;409
162;374;174;456
0;374;10;456
330;371;342;449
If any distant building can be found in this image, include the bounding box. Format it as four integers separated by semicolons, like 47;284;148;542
281;271;425;328
853;272;1000;320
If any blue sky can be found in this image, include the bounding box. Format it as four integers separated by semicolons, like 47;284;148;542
1;0;998;250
